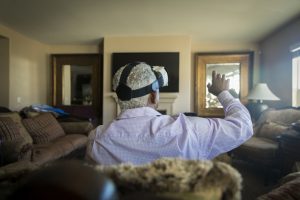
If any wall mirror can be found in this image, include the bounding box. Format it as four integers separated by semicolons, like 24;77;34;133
61;64;93;106
195;52;253;117
51;54;102;124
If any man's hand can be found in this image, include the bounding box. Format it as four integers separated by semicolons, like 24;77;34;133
207;70;230;96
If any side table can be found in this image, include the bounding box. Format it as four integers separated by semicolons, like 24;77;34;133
279;129;300;176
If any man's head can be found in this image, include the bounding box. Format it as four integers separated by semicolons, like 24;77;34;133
113;62;168;111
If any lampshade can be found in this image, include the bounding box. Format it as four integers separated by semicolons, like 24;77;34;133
247;83;280;101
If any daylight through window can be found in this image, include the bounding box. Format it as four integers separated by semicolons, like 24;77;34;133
292;44;300;107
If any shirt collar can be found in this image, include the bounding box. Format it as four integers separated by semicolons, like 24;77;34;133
117;107;162;120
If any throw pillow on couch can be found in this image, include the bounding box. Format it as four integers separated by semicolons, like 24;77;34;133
0;112;34;167
0;117;32;166
22;113;65;144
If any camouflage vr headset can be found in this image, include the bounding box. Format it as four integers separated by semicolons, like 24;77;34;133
115;62;168;101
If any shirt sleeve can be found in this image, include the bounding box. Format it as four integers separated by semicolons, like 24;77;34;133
85;128;97;163
190;90;253;159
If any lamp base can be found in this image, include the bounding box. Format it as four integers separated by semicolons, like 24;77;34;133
246;102;269;121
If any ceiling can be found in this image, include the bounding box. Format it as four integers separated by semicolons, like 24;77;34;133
0;0;300;45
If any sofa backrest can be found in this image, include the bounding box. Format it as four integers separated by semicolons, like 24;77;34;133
254;108;300;140
256;108;300;126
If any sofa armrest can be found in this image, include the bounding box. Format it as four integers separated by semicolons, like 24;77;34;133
59;121;94;135
279;172;300;185
257;175;300;200
0;161;39;181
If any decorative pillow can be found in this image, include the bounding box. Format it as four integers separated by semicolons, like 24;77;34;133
0;112;33;145
0;117;32;166
95;158;242;200
22;113;65;144
257;121;289;140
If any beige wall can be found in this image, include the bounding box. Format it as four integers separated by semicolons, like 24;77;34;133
0;22;260;123
0;24;99;110
0;36;9;107
260;17;300;108
103;36;191;125
0;24;49;110
48;45;99;54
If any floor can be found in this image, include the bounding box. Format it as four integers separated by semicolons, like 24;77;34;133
232;159;278;200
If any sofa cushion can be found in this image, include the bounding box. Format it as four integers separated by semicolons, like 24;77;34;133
0;112;33;145
59;121;94;135
257;108;300;126
279;172;300;185
0;160;39;181
234;137;278;162
257;121;289;140
31;134;88;165
0;117;32;166
22;113;65;144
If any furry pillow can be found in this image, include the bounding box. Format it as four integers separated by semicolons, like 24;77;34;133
22;113;65;144
95;158;242;200
0;117;32;166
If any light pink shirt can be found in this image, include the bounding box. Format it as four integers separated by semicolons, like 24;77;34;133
90;91;253;165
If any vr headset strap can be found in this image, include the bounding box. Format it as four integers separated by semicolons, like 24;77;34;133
119;62;139;84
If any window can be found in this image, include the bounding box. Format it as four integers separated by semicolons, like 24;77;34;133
292;43;300;107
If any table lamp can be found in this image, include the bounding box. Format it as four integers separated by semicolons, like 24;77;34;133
246;83;280;121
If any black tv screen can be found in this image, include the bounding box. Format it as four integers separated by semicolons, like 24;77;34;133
111;52;179;92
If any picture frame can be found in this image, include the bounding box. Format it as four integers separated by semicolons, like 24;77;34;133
195;52;253;117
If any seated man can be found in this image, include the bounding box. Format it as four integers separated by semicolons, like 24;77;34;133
87;62;253;165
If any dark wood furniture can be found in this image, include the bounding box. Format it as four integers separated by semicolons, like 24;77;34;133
51;54;103;125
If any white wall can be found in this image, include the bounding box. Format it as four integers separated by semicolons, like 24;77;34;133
103;36;191;125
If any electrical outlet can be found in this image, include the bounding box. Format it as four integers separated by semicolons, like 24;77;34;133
17;97;21;103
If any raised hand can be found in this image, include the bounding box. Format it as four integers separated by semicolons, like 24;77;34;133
207;70;230;96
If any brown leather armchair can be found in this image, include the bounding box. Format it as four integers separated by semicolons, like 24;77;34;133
231;108;300;184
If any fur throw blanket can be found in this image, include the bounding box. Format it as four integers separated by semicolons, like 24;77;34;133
95;158;242;200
